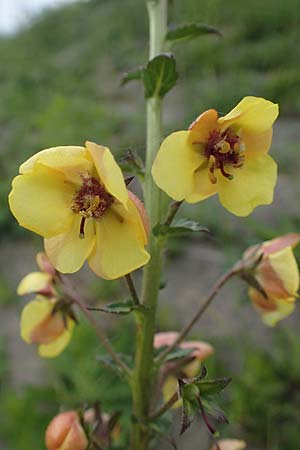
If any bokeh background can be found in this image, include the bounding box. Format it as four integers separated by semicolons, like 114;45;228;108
0;0;300;449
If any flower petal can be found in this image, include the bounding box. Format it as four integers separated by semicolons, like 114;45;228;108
217;153;277;216
38;319;74;358
88;199;150;279
243;128;273;155
20;146;93;184
188;109;219;143
9;163;75;238
163;375;181;409
45;215;95;274
85;141;128;207
17;272;52;295
267;247;299;297
261;300;295;326
152;131;205;201
249;288;295;326
218;96;279;134
185;164;217;203
20;297;54;343
262;233;300;255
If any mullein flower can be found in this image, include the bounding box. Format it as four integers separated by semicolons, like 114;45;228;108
154;331;214;407
45;410;88;450
242;233;300;326
20;296;75;358
9;142;150;279
210;439;247;450
152;96;279;216
17;252;57;297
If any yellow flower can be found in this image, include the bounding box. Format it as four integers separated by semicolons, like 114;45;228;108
20;296;75;358
154;331;214;408
45;410;88;450
152;97;279;216
17;252;56;297
9;141;150;279
243;233;300;326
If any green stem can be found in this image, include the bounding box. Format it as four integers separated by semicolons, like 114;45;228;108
131;1;168;449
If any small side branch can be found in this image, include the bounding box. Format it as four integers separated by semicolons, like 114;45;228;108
149;391;179;420
125;273;141;306
156;267;238;364
164;200;183;226
61;277;131;378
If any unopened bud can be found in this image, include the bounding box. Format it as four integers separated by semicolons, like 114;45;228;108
45;411;88;450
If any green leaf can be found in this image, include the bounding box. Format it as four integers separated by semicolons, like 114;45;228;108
153;219;209;237
196;377;232;395
93;298;142;315
166;23;222;44
143;54;178;98
121;67;144;86
200;397;229;425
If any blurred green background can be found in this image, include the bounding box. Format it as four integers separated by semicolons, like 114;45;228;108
0;0;300;449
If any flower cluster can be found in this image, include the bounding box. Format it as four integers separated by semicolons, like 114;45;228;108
18;253;76;358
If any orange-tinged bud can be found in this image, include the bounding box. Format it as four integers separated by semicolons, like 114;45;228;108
46;411;88;450
36;252;57;276
210;439;246;450
128;190;150;239
242;233;300;325
154;331;180;349
30;310;65;345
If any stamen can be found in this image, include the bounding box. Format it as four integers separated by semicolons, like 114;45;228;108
208;155;217;184
79;217;86;239
219;162;234;180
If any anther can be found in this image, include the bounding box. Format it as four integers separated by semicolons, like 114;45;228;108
208;155;217;184
218;141;231;154
79;217;86;239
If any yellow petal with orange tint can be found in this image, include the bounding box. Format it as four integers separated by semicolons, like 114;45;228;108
45;215;95;274
19;145;93;185
188;109;219;143
268;247;299;297
261;299;295;327
20;297;54;343
9;163;75;238
17;272;52;295
88;201;150;279
218;96;279;134
217;153;277;216
152;131;205;201
38;319;74;358
85;141;128;207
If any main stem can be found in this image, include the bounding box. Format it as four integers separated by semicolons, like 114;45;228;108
131;1;168;449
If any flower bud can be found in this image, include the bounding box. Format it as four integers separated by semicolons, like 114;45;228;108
36;252;57;276
45;411;88;450
242;233;300;326
21;297;75;358
154;332;214;408
210;439;246;450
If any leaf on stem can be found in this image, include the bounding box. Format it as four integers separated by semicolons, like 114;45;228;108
153;219;209;237
89;298;143;315
121;53;178;98
121;67;144;86
143;53;178;98
178;370;231;436
166;23;222;44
